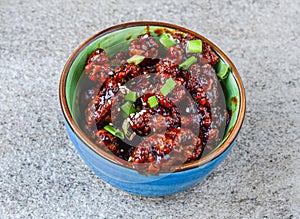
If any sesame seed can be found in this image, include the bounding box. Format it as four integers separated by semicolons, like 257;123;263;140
186;107;190;113
108;71;114;75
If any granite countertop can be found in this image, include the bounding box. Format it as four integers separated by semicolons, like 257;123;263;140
0;0;299;218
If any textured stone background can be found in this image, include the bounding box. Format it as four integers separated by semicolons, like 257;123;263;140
0;0;299;218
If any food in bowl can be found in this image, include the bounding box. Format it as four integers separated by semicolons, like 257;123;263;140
74;29;231;174
60;22;245;196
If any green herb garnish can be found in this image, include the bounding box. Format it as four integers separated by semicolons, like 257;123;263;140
121;101;136;116
159;33;179;48
186;40;202;53
127;55;145;65
160;78;177;96
104;125;124;139
216;60;231;80
148;95;158;108
179;56;197;70
125;90;137;102
122;119;129;136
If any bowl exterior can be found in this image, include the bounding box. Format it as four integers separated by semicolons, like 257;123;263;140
65;119;235;197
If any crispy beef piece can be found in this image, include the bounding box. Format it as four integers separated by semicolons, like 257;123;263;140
167;35;218;66
114;63;142;84
129;128;199;165
189;63;227;147
166;44;184;64
110;52;129;66
156;59;181;78
128;93;180;136
128;34;160;58
86;64;142;132
95;129;119;154
189;63;219;101
192;42;219;65
128;110;152;136
185;75;212;142
85;48;113;83
86;78;118;130
202;42;219;65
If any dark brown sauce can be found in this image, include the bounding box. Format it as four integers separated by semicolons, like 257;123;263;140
126;35;132;41
154;28;164;36
231;96;238;113
145;25;150;34
154;28;173;36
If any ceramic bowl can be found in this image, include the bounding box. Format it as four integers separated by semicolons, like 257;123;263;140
59;21;246;196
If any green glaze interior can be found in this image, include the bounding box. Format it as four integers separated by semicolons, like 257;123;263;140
216;71;240;149
65;25;240;154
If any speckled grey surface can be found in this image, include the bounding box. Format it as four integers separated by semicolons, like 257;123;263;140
0;0;299;218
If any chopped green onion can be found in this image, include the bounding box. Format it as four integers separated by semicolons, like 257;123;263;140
127;55;145;65
125;90;137;102
115;131;125;139
122;119;135;140
179;56;197;70
216;60;231;80
104;125;124;139
148;95;158;108
122;119;129;136
159;33;179;48
121;101;136;116
186;40;202;53
160;78;177;96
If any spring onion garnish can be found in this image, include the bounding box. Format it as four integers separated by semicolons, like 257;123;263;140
104;125;124;139
148;95;158;108
160;78;176;96
216;60;231;80
122;119;129;136
159;33;179;48
179;56;197;70
127;55;145;65
125;90;137;102
186;40;202;53
121;101;136;116
122;119;135;140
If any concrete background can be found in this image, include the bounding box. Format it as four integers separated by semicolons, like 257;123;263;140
0;0;299;218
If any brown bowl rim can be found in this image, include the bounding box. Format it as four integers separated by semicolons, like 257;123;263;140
59;21;246;173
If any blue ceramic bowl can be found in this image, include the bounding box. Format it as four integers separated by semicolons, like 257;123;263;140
59;21;246;196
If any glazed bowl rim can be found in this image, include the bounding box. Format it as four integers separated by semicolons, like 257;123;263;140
59;21;246;173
